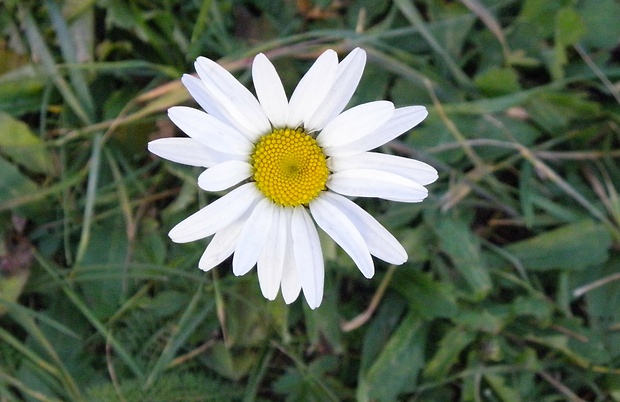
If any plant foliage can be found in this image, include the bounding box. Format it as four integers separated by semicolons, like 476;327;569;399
1;0;620;401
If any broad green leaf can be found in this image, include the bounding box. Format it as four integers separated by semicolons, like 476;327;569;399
396;225;431;263
358;294;407;375
273;356;342;401
525;91;600;133
0;72;45;116
0;112;53;175
558;317;611;366
529;194;581;223
220;280;270;348
391;270;458;319
436;216;492;300
0;271;30;316
555;7;586;46
552;7;586;79
359;313;426;402
75;216;128;318
519;0;566;37
356;64;392;105
0;156;39;206
485;373;522;402
511;296;554;324
135;218;167;265
426;0;476;59
527;319;610;367
475;67;521;96
304;282;344;354
423;326;475;379
147;290;189;318
203;342;258;381
579;0;620;49
453;308;505;334
580;257;620;358
506;220;612;271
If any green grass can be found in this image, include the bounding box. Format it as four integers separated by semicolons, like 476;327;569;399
1;0;620;401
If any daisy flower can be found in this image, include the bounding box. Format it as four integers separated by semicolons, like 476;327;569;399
148;48;438;309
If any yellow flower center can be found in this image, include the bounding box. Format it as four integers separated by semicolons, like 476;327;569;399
251;128;329;207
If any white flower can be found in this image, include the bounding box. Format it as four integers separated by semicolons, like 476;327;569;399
148;48;438;309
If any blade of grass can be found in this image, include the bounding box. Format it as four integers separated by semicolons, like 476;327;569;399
0;167;87;212
27;264;202;294
34;251;144;380
365;46;443;95
574;43;620;105
60;147;74;265
104;148;135;296
19;7;92;125
10;315;84;401
0;369;63;402
1;300;80;339
242;348;274;402
45;0;95;117
0;327;61;379
393;0;473;88
188;0;213;60
460;0;511;60
538;370;587;402
517;144;614;229
424;78;520;214
272;342;341;402
143;285;214;389
73;133;103;266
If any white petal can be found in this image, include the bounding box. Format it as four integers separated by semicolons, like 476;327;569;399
232;199;275;276
287;49;338;128
198;160;252;192
181;74;229;123
169;183;260;243
181;74;268;140
252;53;288;127
326;106;428;156
310;196;374;278
257;207;287;300
291;206;324;309
281;254;301;304
148;138;221;167
279;209;301;304
318;192;407;265
168;106;253;155
317;101;394;148
195;57;271;137
198;215;247;271
184;68;260;140
305;48;366;131
328;169;428;203
329;152;438;186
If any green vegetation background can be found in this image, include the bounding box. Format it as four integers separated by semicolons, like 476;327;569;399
1;0;620;400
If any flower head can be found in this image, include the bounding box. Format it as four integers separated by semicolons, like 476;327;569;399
148;48;438;309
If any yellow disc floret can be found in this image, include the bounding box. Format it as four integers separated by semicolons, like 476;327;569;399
251;128;329;207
